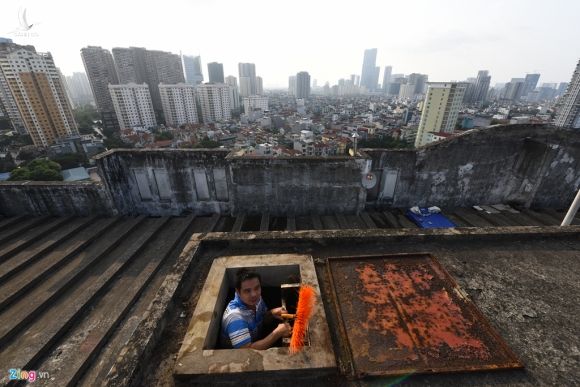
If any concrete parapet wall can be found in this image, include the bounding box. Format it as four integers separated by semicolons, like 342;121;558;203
2;125;578;217
95;149;368;216
95;149;232;216
365;125;580;209
0;181;116;216
227;156;368;215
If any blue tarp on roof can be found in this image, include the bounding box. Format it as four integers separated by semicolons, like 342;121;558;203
61;167;90;182
406;208;456;229
0;172;10;181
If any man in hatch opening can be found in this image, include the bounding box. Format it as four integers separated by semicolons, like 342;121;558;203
221;268;292;349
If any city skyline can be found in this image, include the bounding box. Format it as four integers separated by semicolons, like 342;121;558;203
1;0;579;87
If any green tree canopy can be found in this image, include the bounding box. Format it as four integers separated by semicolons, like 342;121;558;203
17;135;33;146
358;137;412;149
104;135;134;149
9;158;63;181
194;137;220;149
0;153;15;173
74;105;99;135
0;117;12;131
50;153;89;170
490;118;505;125
155;131;174;141
17;146;46;162
0;134;33;148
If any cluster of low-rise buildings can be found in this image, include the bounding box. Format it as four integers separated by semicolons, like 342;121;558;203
1;38;579;164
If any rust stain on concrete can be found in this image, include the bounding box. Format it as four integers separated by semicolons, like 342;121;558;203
327;253;523;377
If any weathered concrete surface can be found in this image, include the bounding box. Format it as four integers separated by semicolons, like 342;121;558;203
99;235;204;387
0;215;200;387
128;226;580;386
0;181;116;216
95;149;369;216
2;124;578;217
174;254;335;382
95;149;232;216
365;124;580;209
227;156;369;215
93;125;578;216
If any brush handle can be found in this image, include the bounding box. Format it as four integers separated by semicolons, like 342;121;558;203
281;313;296;319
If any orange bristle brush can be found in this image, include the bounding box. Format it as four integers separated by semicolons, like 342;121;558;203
289;284;316;354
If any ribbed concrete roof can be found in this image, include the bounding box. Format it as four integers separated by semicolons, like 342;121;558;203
0;208;578;386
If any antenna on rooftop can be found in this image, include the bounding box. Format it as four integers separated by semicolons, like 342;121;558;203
351;131;360;156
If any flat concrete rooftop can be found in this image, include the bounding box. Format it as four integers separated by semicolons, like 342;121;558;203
0;210;578;386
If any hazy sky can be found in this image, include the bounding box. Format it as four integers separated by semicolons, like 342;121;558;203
2;0;579;88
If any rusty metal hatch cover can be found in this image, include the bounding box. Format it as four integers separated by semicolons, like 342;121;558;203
327;253;523;378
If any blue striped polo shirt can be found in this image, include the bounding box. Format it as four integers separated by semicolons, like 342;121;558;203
221;292;268;348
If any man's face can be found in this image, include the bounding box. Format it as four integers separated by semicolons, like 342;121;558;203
238;277;261;307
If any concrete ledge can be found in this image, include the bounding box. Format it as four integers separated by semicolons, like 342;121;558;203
174;254;336;381
201;225;580;242
0;181;116;216
93;148;231;160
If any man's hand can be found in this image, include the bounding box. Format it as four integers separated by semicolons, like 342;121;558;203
244;322;293;350
270;307;288;320
274;322;292;338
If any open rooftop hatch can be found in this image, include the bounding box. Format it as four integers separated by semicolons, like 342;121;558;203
174;251;522;382
174;254;336;382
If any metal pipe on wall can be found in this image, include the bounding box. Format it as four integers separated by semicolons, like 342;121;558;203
561;189;580;226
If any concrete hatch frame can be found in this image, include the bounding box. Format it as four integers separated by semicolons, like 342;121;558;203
174;254;336;382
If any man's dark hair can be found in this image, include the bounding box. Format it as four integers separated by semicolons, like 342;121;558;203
235;268;261;291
